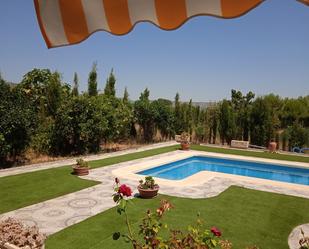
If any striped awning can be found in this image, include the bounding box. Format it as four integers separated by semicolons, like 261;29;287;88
34;0;309;48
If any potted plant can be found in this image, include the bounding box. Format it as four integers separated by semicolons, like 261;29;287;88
72;158;90;176
137;176;159;199
180;132;190;150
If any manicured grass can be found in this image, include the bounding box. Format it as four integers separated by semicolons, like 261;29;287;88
192;144;309;163
46;186;309;249
0;167;99;214
0;145;179;214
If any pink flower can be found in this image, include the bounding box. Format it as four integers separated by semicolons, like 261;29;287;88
211;227;221;237
118;184;132;197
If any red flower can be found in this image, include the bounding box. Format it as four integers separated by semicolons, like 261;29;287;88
211;227;221;237
115;178;120;184
118;184;132;197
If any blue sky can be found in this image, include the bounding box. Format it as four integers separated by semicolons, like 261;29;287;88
0;0;308;101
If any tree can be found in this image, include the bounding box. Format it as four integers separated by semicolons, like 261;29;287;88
72;72;79;96
123;87;129;103
231;89;255;141
134;88;155;142
88;63;98;96
218;100;236;144
152;99;175;140
104;69;116;97
0;79;35;161
52;96;108;154
286;122;309;150
174;93;182;134
250;97;273;146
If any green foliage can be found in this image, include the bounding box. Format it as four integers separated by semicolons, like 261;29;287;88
0;79;35;161
123;87;129;103
286;122;309;149
152;98;175;139
250;97;273;146
139;176;157;189
30;117;54;154
75;158;89;168
218;100;236;144
72;72;79;96
104;69;116;97
52;96;108;154
88;63;98;96
231;89;255;141
134;88;155;142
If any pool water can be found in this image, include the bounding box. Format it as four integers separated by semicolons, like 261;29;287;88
138;156;309;186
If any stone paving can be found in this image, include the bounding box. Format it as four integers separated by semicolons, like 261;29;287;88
0;148;308;249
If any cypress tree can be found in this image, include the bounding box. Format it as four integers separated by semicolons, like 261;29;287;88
104;69;116;97
123;87;129;103
72;72;79;96
88;63;98;96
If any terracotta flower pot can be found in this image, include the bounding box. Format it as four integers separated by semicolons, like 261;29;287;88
138;185;159;199
181;143;190;150
268;142;277;153
72;166;89;176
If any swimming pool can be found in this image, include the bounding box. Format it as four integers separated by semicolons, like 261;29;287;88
138;156;309;186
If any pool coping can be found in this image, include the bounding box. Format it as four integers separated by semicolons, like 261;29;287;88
112;150;309;192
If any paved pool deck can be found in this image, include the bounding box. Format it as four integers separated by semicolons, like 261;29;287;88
0;148;308;249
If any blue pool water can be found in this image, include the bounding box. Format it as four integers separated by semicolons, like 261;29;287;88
138;156;309;186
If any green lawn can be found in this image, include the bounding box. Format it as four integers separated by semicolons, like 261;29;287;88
46;186;309;249
0;144;308;214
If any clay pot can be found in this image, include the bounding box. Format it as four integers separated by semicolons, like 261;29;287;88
138;185;159;199
181;143;190;150
72;166;89;176
268;142;277;153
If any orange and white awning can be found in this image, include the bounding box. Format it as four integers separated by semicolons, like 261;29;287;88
34;0;308;48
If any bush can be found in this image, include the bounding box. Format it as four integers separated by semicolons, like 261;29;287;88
51;96;108;155
30;117;54;154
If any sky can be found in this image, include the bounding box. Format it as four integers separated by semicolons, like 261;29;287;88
0;0;309;101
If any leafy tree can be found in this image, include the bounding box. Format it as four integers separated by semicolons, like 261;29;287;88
207;105;219;144
52;96;108;154
250;97;273;146
218;100;236;144
134;88;155;142
104;69;116;97
0;79;35;161
231;89;255;141
98;95;133;143
286;122;309;149
88;63;98;96
19;68;64;119
72;72;79;96
152;99;175;140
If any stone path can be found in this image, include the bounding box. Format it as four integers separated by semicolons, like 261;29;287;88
0;148;308;249
0;141;177;178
